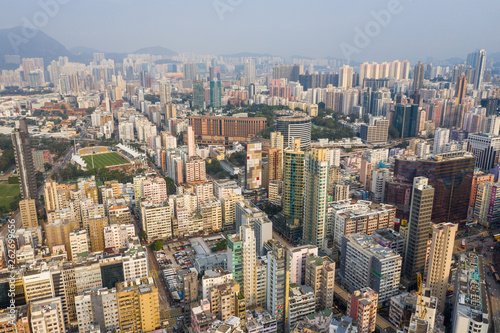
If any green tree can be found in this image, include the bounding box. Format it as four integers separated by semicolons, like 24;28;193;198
152;240;163;251
44;163;52;172
164;177;176;195
388;126;400;139
139;230;147;240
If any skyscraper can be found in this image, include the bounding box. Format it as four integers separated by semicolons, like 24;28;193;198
193;81;205;109
338;65;353;89
159;78;171;112
426;222;457;314
266;239;289;332
473;49;486;90
244;58;256;86
303;148;329;248
455;74;467;105
467;133;500;171
433;128;450;154
276;115;312;149
240;224;257;307
403;177;434;284
413;61;425;92
210;80;221;108
393;104;419;138
12;118;37;203
187;125;195;158
282;139;305;222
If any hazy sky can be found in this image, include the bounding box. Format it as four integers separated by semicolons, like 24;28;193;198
1;0;498;62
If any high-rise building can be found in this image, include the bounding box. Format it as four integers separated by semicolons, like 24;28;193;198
451;253;489;333
270;131;284;151
287;284;316;331
303;149;329;248
88;216;108;252
159;78;171;112
210;80;222;108
116;277;160;333
244;58;256;86
193;81;205;109
394;104;419;138
288;245;319;285
426;223;457;314
267;239;289;331
455;74;467;105
474;182;500;227
433;128;450;154
339;65;354;89
267;148;282;189
19;199;37;228
246;143;263;190
277;115;312;149
473;49;486;90
340;233;402;304
387;152;475;223
467;133;500;171
30;297;65;333
413;61;425;93
12;119;37;203
360;117;389;144
69;229;89;261
347;288;378;333
282;139;305;222
403;177;434;283
240;225;257;307
140;200;172;241
304;255;335;311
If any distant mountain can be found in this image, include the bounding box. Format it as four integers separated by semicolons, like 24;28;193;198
133;46;177;56
220;52;274;58
0;27;81;68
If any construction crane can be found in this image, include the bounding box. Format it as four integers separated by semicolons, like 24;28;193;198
416;273;427;320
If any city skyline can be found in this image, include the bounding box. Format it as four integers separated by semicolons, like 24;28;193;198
0;0;499;62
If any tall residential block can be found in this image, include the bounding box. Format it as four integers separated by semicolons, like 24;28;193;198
283;139;305;222
12;118;37;202
246;143;263;190
19;199;38;228
347;288;378;333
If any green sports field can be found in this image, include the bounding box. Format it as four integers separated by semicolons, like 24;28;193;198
81;152;129;169
0;183;20;210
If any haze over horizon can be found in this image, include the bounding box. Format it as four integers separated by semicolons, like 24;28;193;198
0;0;499;63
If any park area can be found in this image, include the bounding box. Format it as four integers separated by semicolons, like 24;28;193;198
81;152;129;169
0;182;20;212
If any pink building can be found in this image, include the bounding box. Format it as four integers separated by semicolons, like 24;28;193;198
142;178;167;204
288;245;318;285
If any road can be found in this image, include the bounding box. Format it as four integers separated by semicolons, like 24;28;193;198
0;211;21;239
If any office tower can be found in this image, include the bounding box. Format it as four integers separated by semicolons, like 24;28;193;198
339;65;353;89
69;229;89;261
387;152;475;223
304;255;335;311
340;234;402;304
88;216;108;252
248;83;256;99
246;143;262;190
328;200;395;249
347;288;378;333
455;74;467;105
140;201;172;241
210;80;222;108
267;239;289;331
193;81;205;109
467;133;500;171
159;78;171;112
30;297;65;333
403;177;434;283
426;223;457;314
11;119;37;203
451;253;489;333
277;115;312;150
474;182;500;227
270;131;284;151
287;284;316;331
394;104;419;138
282;139;305;222
244;58;256;86
116;277;160;333
360;117;389;144
473;49;486;90
188;116;267;145
411;61;424;92
303;149;329;248
288;245;319;285
433;128;450;154
19;199;37;228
